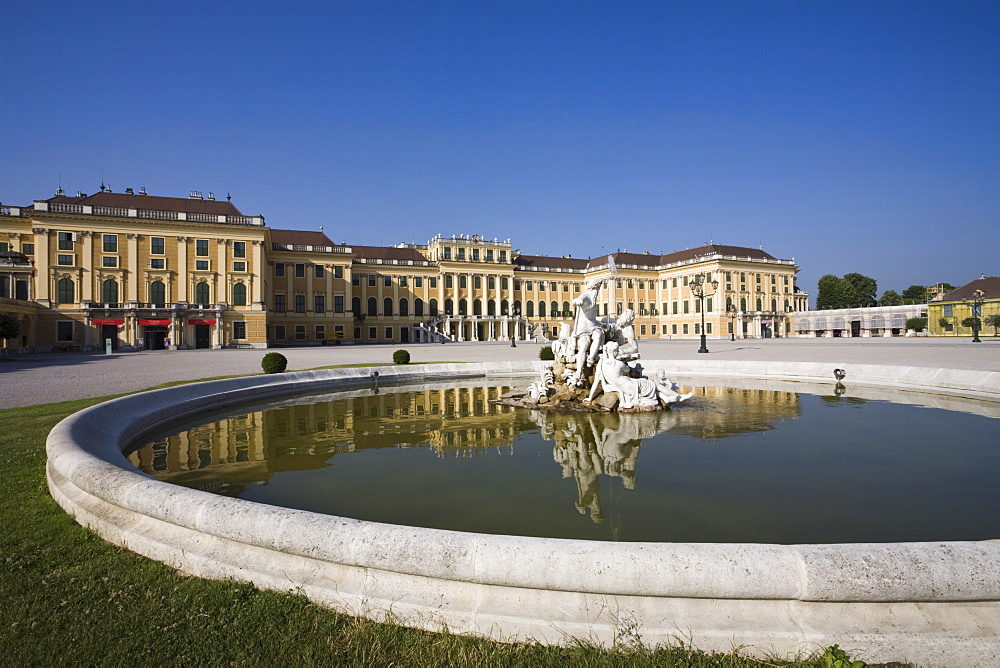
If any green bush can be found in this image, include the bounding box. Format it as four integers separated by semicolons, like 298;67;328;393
905;317;927;331
392;349;411;365
539;345;554;361
261;352;288;374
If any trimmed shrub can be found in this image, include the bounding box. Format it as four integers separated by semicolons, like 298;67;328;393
393;349;411;365
905;317;927;332
261;352;288;374
539;345;554;361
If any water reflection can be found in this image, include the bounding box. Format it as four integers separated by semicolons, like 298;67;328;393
131;381;802;520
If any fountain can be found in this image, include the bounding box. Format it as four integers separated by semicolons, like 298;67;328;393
497;279;693;412
45;357;1000;664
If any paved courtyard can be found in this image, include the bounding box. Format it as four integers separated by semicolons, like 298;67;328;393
1;337;997;409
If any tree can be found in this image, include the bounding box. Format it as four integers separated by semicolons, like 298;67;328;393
962;316;982;331
843;273;877;307
879;290;903;306
987;314;1000;336
0;313;20;343
939;317;951;331
905;317;927;332
817;275;858;310
901;285;927;303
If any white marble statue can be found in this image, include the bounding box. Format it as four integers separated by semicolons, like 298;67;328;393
588;341;660;409
567;278;606;386
601;308;640;361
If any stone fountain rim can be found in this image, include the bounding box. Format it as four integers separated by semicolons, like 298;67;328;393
46;359;1000;606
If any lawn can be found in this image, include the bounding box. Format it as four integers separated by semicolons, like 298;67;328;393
1;378;868;666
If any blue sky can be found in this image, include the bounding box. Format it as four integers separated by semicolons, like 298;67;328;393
3;1;997;302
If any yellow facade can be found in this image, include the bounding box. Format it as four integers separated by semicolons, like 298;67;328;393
1;189;805;351
926;278;1000;338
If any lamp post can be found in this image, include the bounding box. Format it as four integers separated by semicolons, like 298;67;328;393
510;305;520;347
727;304;737;341
690;273;720;354
964;289;986;343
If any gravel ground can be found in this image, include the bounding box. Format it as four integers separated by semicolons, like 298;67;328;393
1;337;997;409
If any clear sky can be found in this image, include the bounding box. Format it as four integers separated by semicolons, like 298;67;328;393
3;1;997;303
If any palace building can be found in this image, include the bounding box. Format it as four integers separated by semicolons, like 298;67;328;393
0;187;807;352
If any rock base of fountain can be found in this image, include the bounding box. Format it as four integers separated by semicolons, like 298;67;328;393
492;356;691;413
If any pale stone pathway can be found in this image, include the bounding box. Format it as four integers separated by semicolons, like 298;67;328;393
1;337;996;409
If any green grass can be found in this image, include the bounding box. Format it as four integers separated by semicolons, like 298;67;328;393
0;373;874;666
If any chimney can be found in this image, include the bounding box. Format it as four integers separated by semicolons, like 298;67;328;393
207;192;215;201
139;187;147;195
125;187;134;195
189;191;203;199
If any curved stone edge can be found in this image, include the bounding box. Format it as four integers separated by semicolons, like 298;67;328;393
45;361;1000;664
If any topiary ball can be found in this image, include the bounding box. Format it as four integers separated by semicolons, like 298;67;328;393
261;352;288;374
393;349;411;365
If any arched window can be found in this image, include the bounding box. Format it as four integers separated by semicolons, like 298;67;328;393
756;298;762;311
726;296;733;310
352;296;361;315
414;298;423;317
459;299;468;316
740;297;747;312
195;282;210;306
384;297;393;316
526;301;534;317
487;300;495;316
551;301;558;317
771;299;777;313
399;298;409;317
232;282;247;306
562;301;570;316
444;299;453;315
367;297;377;316
501;300;509;316
101;279;119;305
430;299;438;316
473;299;482;316
539;301;546;317
57;277;75;304
784;299;790;313
149;280;165;307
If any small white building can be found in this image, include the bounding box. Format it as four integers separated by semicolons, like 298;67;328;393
794;304;927;338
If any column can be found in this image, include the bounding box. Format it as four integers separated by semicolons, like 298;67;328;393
81;231;94;302
32;228;50;303
127;234;140;302
251;240;264;307
176;237;189;302
217;239;228;305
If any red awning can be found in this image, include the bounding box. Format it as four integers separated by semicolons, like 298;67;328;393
139;319;171;326
92;319;124;325
188;319;217;325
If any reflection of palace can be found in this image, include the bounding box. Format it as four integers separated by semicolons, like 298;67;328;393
130;383;802;517
129;385;522;490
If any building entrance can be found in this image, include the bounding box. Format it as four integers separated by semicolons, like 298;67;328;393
101;325;119;351
143;326;168;350
195;324;211;349
400;328;409;343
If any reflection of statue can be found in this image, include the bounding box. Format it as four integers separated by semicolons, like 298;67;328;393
567;278;606;386
543;410;678;525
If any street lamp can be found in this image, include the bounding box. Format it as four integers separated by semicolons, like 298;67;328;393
964;289;986;343
727;304;737;341
510;306;521;347
690;273;720;354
